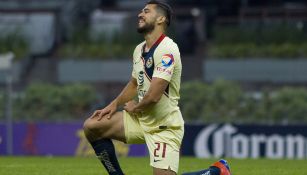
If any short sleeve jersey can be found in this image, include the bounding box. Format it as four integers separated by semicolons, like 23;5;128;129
132;34;184;132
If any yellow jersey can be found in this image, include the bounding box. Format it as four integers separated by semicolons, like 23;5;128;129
132;34;184;133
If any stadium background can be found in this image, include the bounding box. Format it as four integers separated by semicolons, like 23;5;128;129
1;0;307;170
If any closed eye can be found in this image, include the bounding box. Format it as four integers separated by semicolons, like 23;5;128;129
142;8;150;14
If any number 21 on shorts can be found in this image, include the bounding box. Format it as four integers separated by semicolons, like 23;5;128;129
154;142;167;158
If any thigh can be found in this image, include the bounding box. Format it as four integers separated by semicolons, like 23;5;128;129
145;128;184;174
123;110;145;144
153;168;176;175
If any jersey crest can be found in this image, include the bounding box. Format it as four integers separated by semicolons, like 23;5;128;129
146;57;154;68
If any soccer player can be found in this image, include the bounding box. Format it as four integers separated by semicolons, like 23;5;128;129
83;1;231;175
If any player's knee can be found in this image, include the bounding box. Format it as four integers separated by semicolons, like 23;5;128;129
83;119;98;135
162;170;176;175
83;118;97;132
83;119;93;138
83;118;108;138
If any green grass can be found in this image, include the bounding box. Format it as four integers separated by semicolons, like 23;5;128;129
0;156;307;175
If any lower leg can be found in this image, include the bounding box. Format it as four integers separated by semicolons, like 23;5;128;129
83;112;126;175
90;138;124;175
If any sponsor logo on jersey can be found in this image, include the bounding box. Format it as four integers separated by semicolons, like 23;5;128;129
161;54;174;67
156;67;172;75
138;89;147;98
146;57;153;68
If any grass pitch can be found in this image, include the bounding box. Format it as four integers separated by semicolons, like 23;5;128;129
0;156;306;175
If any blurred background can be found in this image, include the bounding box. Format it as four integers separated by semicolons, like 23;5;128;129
0;0;307;159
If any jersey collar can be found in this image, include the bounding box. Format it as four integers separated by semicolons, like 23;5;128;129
142;34;166;55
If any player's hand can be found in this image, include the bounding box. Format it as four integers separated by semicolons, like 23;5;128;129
124;100;137;115
90;101;117;121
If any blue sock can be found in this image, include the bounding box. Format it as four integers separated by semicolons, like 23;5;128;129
182;166;220;175
90;139;124;175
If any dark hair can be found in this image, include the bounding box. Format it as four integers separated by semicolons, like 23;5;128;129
147;0;173;26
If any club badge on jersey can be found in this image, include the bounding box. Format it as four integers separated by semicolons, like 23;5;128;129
146;57;153;68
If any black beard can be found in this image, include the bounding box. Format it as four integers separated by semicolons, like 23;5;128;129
137;23;155;34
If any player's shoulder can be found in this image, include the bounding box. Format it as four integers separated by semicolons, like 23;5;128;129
135;41;146;52
155;36;180;58
133;41;146;58
161;36;179;50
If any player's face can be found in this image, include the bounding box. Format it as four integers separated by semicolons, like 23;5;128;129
137;4;159;33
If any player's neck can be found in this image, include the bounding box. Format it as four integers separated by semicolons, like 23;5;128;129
144;29;164;51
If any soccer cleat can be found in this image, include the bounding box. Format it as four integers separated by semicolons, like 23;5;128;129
211;159;231;175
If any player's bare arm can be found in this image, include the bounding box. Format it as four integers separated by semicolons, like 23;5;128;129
91;77;138;120
124;77;169;114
